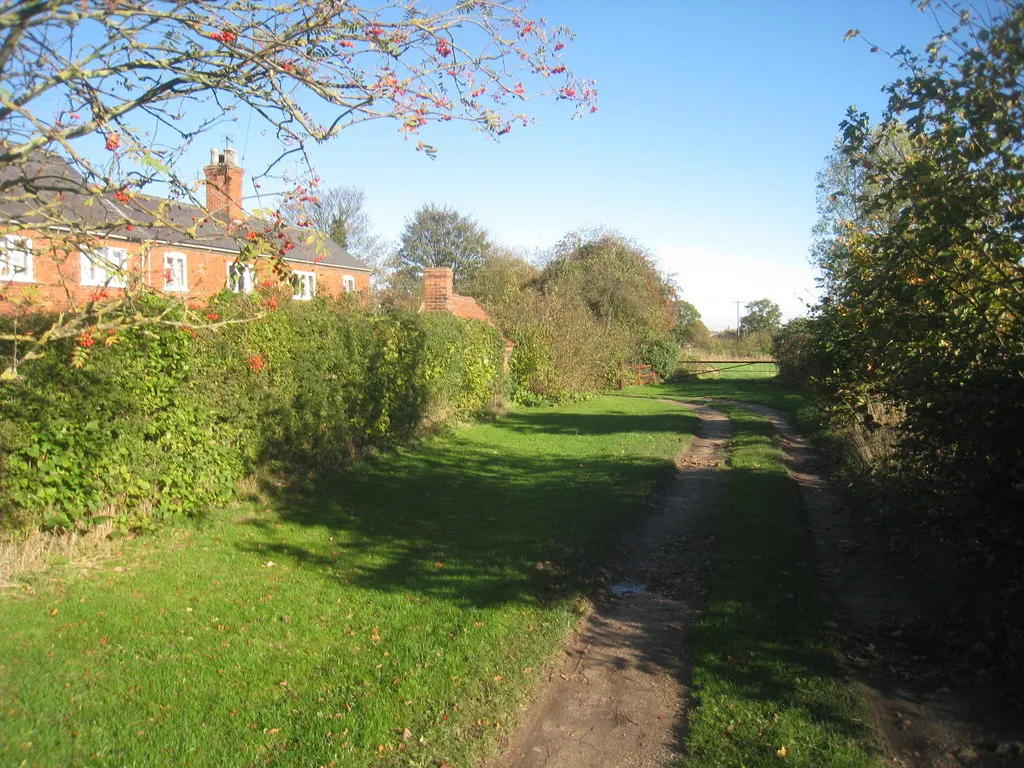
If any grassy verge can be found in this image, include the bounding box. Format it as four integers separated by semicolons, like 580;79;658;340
0;396;697;768
684;404;885;767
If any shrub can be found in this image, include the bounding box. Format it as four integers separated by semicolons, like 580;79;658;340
638;336;681;380
0;297;506;532
770;317;820;388
418;312;505;420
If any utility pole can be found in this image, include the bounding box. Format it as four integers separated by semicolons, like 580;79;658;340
733;301;743;338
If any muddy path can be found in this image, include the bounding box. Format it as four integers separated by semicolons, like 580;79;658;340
484;403;730;768
725;401;1024;768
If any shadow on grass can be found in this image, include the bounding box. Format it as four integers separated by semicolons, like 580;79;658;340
241;400;877;759
497;410;691;436
238;408;697;610
624;376;808;417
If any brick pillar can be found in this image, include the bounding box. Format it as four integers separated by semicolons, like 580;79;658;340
423;267;453;312
203;147;245;223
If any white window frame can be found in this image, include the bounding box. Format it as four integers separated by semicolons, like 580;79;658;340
292;270;316;301
163;251;188;293
0;235;33;283
80;246;128;288
226;262;255;293
342;274;356;293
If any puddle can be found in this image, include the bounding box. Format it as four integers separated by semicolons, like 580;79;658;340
610;580;646;597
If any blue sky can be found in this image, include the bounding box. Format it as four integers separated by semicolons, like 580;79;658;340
182;0;942;329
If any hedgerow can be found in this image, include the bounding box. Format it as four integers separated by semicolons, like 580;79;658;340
0;294;505;533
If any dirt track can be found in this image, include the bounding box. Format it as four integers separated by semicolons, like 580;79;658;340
487;399;1024;768
730;401;1024;768
485;403;729;768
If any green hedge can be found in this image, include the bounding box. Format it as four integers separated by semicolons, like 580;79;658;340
0;297;505;532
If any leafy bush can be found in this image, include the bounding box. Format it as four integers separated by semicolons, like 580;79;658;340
770;318;820;388
638;337;681;380
0;323;241;533
0;296;505;532
418;312;505;420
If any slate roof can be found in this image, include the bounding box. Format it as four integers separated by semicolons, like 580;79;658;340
0;151;370;271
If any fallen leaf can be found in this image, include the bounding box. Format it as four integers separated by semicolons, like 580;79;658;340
777;746;788;757
265;561;276;568
401;727;412;741
266;728;280;735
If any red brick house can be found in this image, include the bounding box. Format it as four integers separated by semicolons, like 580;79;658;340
0;148;371;311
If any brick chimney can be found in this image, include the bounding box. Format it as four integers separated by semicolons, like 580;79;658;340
423;267;453;311
203;147;245;222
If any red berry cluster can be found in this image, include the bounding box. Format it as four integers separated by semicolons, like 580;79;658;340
105;133;121;151
77;332;97;348
436;39;452;57
248;353;266;372
210;29;236;44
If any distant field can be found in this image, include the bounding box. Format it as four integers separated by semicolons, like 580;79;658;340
678;361;778;379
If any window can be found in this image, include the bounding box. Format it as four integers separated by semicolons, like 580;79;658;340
164;251;188;292
227;262;255;293
0;236;33;282
342;274;356;293
80;246;128;287
293;270;316;301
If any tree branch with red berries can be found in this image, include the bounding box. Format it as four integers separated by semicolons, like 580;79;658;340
0;0;596;379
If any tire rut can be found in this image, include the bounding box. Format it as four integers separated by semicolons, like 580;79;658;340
721;400;1024;768
483;403;730;768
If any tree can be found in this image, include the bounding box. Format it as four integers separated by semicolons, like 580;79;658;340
541;229;676;341
393;204;492;285
740;299;782;334
0;1;596;378
674;300;701;330
461;246;538;309
811;122;911;293
670;299;711;348
280;185;387;270
802;1;1024;590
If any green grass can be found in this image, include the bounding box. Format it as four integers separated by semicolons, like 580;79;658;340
0;396;697;768
683;405;884;767
624;374;809;421
678;361;779;379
